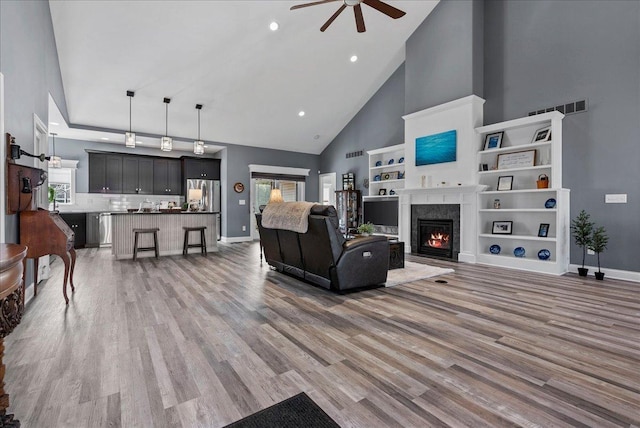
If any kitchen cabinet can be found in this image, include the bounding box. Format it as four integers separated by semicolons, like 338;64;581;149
85;212;101;247
182;158;220;180
60;213;86;248
89;153;123;193
153;158;181;195
122;156;154;194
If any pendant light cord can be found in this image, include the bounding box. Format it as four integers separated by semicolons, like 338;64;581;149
165;103;169;137
198;109;201;140
129;96;132;133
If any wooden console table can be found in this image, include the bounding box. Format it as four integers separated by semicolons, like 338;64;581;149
0;243;27;427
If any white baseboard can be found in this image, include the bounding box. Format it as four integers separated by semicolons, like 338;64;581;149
220;236;254;244
569;263;640;283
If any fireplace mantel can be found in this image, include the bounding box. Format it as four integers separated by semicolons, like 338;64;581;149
398;185;485;263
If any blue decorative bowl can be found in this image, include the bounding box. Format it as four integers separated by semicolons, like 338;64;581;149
374;174;381;182
514;247;526;258
489;244;501;254
538;249;551;260
545;198;557;209
398;157;405;164
375;160;382;167
388;159;395;165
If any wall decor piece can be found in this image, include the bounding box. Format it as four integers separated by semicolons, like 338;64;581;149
415;130;457;166
531;126;552;144
538;249;551;260
378;188;387;196
544;198;557;209
489;244;501;254
497;175;514;191
514;246;526;257
497;150;536;169
483;131;504;150
233;182;245;193
538;223;550;237
492;221;513;234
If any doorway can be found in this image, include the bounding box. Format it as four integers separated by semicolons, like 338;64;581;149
319;172;336;207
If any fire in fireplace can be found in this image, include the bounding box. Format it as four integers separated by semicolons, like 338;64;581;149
418;219;454;259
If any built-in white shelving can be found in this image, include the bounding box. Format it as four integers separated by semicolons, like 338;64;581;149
366;144;405;198
475;112;570;275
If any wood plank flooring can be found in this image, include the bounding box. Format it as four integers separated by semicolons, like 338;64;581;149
5;242;640;427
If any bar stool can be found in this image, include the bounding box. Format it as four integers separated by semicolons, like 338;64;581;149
133;228;159;261
183;226;207;255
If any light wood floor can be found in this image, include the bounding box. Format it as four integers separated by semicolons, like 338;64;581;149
5;242;640;427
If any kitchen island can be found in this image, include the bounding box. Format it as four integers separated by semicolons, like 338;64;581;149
111;211;218;259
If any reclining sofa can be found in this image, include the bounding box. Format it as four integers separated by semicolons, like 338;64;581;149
256;204;389;291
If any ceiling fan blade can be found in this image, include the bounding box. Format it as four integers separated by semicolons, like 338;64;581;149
354;4;366;33
363;0;406;19
320;4;347;32
290;0;340;11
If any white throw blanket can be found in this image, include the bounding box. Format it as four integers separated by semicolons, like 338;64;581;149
262;202;315;233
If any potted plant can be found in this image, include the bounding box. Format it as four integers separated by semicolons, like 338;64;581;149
589;226;608;280
357;222;375;236
571;209;593;276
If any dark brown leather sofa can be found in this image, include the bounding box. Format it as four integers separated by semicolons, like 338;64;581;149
256;205;389;291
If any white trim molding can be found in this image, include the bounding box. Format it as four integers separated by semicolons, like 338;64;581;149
569;264;640;283
0;72;4;242
220;236;253;244
248;164;310;176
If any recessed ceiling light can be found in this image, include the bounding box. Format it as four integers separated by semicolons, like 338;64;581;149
269;21;279;31
298;111;305;117
50;122;59;126
314;134;320;140
101;137;110;140
350;55;358;62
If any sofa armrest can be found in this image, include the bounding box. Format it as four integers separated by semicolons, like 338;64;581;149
343;235;388;250
334;237;389;290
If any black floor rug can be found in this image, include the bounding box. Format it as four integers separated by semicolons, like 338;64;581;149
224;392;340;428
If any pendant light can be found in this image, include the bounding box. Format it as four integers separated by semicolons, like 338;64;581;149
194;104;205;155
125;90;136;148
49;133;61;168
160;97;172;152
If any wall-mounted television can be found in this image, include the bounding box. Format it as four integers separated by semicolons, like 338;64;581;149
363;198;398;233
415;129;457;166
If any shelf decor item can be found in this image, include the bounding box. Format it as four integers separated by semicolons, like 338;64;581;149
398;157;404;163
536;174;549;189
342;173;355;190
378;188;387;196
538;223;550;237
497;150;536;170
357;222;375;236
374;174;381;182
514;246;526;258
386;171;399;180
389;189;396;195
588;226;608;280
544;198;557;209
492;221;513;234
489;244;501;254
537;249;551;260
388;159;394;165
497;175;514;191
375;160;382;167
382;173;390;180
493;199;501;209
483;131;504;150
531;126;552;144
571;209;594;276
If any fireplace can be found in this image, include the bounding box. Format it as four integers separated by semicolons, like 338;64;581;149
418;219;454;259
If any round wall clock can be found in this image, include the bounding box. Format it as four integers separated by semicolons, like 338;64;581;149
233;182;245;193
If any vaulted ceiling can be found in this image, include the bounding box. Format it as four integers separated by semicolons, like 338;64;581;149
49;1;438;154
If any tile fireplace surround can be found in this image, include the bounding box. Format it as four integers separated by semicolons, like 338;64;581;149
396;185;486;263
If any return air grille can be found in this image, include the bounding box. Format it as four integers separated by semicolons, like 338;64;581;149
346;150;364;159
528;99;588;117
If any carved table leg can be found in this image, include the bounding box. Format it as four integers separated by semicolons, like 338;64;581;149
60;252;71;305
69;248;77;293
0;340;20;427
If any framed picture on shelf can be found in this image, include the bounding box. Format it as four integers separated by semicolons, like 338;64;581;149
378;188;387;196
387;171;399;180
497;150;536;169
492;221;513;235
531;126;551;144
538;223;550;237
483;131;504;150
497;175;514;191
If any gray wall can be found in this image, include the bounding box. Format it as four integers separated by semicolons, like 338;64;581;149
319;64;405;196
484;0;640;272
405;0;482;114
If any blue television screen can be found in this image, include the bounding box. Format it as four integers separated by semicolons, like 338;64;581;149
415;130;457;166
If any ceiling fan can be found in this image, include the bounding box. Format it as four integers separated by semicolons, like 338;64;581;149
291;0;406;33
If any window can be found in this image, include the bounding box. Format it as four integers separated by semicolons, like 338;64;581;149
47;162;78;205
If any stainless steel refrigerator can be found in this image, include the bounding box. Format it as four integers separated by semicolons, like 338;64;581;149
186;179;221;239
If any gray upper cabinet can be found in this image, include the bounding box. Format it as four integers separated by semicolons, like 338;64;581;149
153;158;181;195
122;156;154;194
89;153;122;193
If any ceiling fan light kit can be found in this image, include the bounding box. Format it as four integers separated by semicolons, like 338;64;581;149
160;97;172;152
194;104;205;155
291;0;405;33
125;90;136;148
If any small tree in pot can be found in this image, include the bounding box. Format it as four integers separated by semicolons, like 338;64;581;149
589;226;608;280
571;209;593;276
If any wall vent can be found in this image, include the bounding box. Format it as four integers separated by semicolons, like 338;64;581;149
345;150;364;159
528;98;588;117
